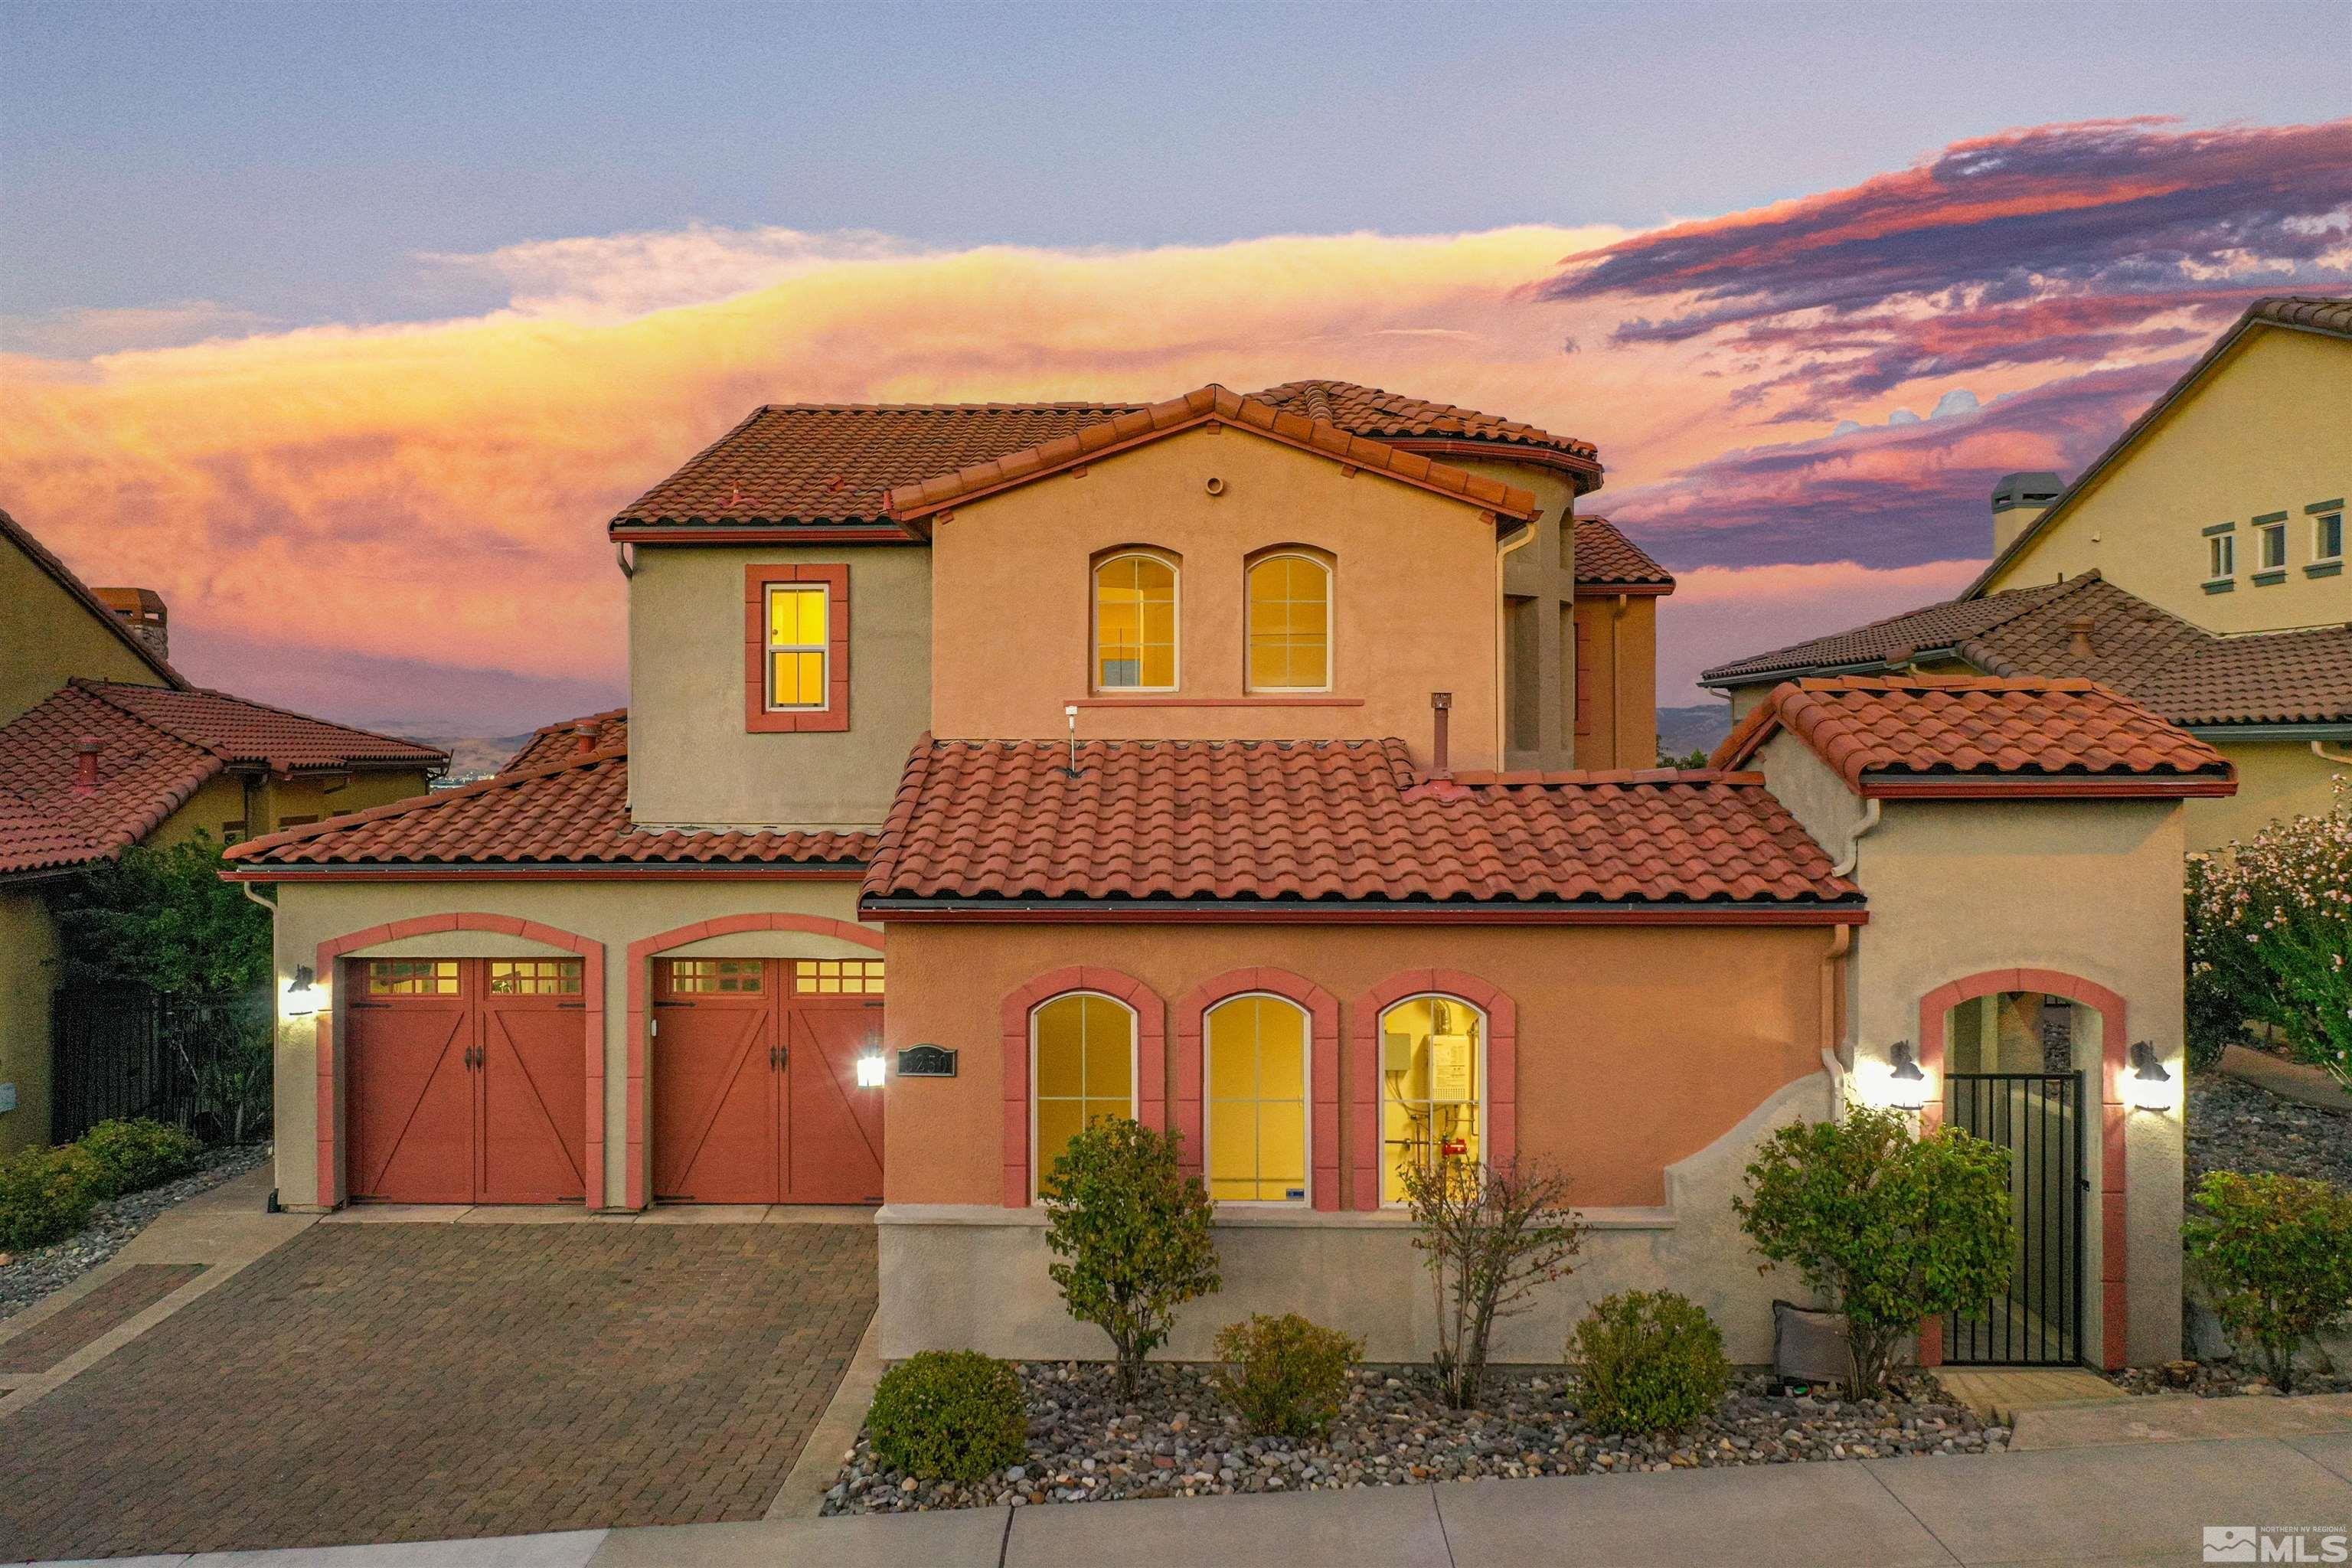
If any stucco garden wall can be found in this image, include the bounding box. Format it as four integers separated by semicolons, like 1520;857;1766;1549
0;890;60;1157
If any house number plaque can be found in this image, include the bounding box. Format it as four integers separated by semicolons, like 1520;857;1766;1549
896;1044;959;1078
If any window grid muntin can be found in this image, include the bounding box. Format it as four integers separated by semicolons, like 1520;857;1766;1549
1093;552;1178;691
794;959;886;995
487;959;583;995
1204;993;1310;1204
2207;533;2236;580
1246;553;1333;693
665;959;765;995
1031;992;1138;1197
765;583;831;710
366;959;460;996
1378;995;1485;1205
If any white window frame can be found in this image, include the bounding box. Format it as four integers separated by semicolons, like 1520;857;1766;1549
1201;991;1312;1207
1376;994;1488;1210
1029;991;1141;1201
2206;532;2236;583
763;582;831;712
1244;552;1336;694
2317;510;2345;563
2256;518;2288;573
1092;550;1181;694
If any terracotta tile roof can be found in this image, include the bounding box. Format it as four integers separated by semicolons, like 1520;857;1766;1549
1254;379;1602;475
1704;572;2352;728
1572;518;1674;590
0;682;449;877
2249;295;2352;336
501;708;629;773
883;386;1540;524
0;508;188;690
224;743;873;874
862;737;1858;912
1712;676;2235;797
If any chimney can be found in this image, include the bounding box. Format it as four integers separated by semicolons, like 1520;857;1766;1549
1990;472;2064;555
2065;616;2097;660
73;737;100;794
571;721;598;758
1429;691;1452;779
93;587;169;661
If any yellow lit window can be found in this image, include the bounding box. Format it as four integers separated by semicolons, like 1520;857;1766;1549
794;959;886;995
1094;554;1176;690
1205;995;1308;1202
1032;993;1136;1194
666;959;763;995
487;959;583;996
366;959;459;996
1379;995;1482;1204
766;585;830;709
1246;554;1331;691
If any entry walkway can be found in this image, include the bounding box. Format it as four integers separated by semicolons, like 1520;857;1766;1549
15;1432;2350;1566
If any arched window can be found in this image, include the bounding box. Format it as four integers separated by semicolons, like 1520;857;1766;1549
1246;553;1331;691
1031;992;1138;1194
1204;995;1309;1203
1094;552;1178;691
1378;995;1484;1204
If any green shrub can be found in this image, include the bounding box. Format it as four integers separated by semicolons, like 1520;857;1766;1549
77;1118;202;1199
866;1351;1028;1481
0;1145;103;1252
1043;1119;1220;1396
1570;1290;1730;1434
1212;1313;1363;1437
1733;1103;2012;1399
2184;784;2352;1087
2185;1171;2352;1393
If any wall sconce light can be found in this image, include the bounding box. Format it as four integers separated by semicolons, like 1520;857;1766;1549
2128;1040;2172;1109
283;965;321;1019
855;1052;886;1089
1886;1039;1926;1111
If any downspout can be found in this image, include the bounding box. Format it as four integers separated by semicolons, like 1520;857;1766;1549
1821;923;1854;1116
1832;798;1882;878
239;881;276;913
614;541;635;579
2315;740;2352;766
1495;514;1537;766
1610;593;1630;769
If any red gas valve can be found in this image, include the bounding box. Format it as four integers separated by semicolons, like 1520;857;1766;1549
1440;1136;1469;1158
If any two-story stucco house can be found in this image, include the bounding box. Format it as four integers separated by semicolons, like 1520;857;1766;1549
229;381;2225;1374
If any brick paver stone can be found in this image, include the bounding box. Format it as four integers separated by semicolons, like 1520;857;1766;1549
0;1264;207;1374
0;1223;875;1559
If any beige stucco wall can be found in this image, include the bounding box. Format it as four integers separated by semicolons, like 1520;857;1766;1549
263;877;884;1209
1468;459;1582;772
1573;593;1660;769
2188;740;2345;849
0;535;169;727
253;769;436;834
1987;326;2350;633
627;544;932;828
0;891;60;1157
928;428;1508;771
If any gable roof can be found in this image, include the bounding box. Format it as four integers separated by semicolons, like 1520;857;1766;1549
501;707;629;773
1963;295;2352;599
609;380;1592;540
1700;570;2352;729
1712;676;2235;799
0;682;443;878
882;386;1539;525
224;737;871;877
861;736;1860;919
1571;518;1674;592
0;508;188;691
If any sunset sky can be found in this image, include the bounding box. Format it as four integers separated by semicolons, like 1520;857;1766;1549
5;2;2349;737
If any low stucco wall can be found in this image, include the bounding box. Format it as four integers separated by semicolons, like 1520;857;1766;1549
877;1070;1832;1364
0;890;60;1156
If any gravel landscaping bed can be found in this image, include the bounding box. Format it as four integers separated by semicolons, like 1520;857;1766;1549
2109;1361;2352;1400
820;1361;2001;1514
0;1142;271;1321
2187;1071;2352;1189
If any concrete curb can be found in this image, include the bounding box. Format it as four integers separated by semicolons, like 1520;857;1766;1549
2220;1044;2352;1110
766;1308;885;1519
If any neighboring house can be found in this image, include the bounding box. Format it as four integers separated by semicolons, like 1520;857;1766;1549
0;509;446;1155
1703;296;2351;848
227;382;2214;1373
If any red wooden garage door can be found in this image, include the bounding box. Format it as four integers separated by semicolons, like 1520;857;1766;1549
344;958;589;1204
650;958;885;1204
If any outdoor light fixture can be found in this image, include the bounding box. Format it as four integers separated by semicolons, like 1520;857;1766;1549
283;965;320;1019
2128;1040;2172;1109
856;1052;886;1089
1886;1039;1926;1111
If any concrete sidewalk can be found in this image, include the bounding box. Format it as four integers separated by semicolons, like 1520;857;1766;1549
25;1431;2350;1567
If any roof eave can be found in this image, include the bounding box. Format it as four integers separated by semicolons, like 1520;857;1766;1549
858;895;1867;926
1856;771;2238;800
223;861;868;883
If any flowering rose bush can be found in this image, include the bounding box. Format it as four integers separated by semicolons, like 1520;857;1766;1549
2186;778;2352;1086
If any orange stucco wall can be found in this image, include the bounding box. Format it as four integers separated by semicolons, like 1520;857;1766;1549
926;427;1507;770
881;920;1836;1209
1570;591;1660;769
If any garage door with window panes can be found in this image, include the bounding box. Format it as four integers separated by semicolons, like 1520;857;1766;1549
343;958;590;1204
650;957;885;1204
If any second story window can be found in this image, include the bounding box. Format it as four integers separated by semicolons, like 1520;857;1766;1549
766;584;829;708
744;564;849;733
2255;516;2288;574
1094;551;1177;691
2207;531;2235;582
1246;553;1332;692
2316;508;2344;564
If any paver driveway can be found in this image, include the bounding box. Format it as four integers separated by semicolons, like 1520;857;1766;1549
0;1220;875;1560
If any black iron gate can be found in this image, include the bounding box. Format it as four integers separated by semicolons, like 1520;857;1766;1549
1942;1071;2084;1365
50;985;273;1145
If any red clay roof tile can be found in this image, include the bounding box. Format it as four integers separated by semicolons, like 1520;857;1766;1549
862;736;1857;910
501;708;629;773
1572;518;1674;590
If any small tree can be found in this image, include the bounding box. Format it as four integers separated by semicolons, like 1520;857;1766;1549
2185;1171;2352;1393
46;831;270;993
1398;1154;1586;1409
1733;1104;2011;1399
1042;1119;1220;1397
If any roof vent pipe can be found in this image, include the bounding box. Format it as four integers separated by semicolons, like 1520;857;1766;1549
571;722;598;758
1430;691;1452;779
73;736;100;794
2065;616;2097;659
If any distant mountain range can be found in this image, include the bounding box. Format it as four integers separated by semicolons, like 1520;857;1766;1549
399;733;534;784
1656;703;1733;764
